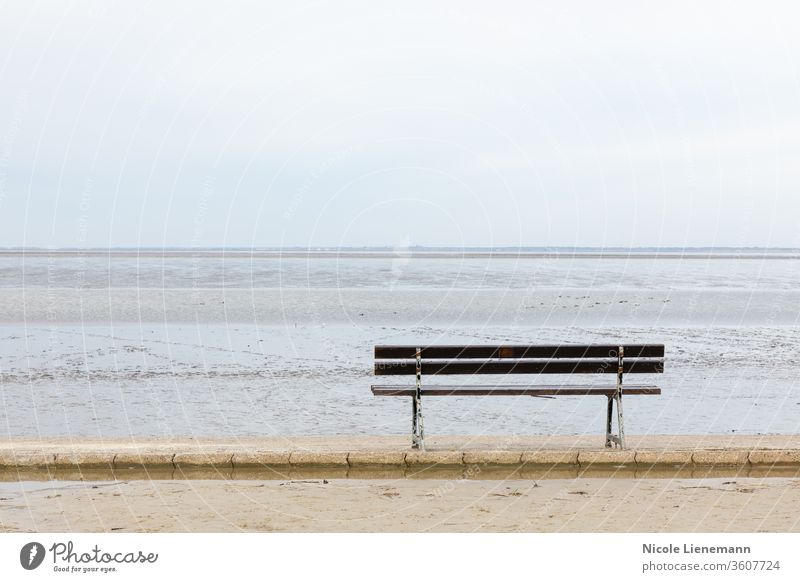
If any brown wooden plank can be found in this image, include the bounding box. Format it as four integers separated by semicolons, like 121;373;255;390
374;359;664;376
371;385;661;396
374;344;664;359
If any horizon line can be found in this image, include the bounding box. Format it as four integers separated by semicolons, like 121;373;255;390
2;245;800;252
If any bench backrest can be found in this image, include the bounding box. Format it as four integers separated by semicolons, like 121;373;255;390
374;344;665;376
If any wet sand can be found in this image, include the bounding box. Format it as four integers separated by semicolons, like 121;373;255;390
3;321;800;439
2;477;799;532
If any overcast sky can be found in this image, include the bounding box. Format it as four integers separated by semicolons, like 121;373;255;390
1;1;799;248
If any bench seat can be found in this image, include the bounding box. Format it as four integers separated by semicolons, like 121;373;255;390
371;385;661;397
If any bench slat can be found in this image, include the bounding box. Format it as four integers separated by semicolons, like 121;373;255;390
371;385;661;396
374;344;664;359
374;359;664;376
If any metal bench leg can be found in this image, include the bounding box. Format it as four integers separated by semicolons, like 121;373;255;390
411;396;419;448
604;346;626;449
411;347;425;450
411;396;425;449
416;393;425;450
605;395;614;448
605;395;623;449
616;393;625;449
615;346;626;449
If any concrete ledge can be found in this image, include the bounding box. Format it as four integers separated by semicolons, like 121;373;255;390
347;451;407;466
578;450;636;465
521;450;579;465
113;452;175;468
463;451;522;465
3;437;800;474
635;451;694;466
405;451;464;466
232;451;291;467
53;452;115;468
692;450;751;466
173;452;233;468
288;451;349;466
748;450;800;465
0;451;55;468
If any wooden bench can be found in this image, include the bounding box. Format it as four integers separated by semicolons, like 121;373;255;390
372;344;664;450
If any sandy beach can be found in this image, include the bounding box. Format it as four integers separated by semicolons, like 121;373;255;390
3;477;800;533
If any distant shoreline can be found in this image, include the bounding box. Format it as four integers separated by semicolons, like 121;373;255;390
2;248;800;260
